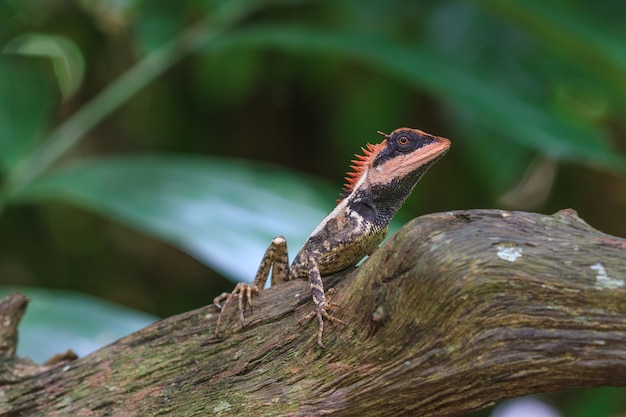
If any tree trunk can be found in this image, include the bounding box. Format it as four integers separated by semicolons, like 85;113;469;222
1;209;625;416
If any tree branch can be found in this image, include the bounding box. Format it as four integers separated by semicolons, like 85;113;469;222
1;209;625;416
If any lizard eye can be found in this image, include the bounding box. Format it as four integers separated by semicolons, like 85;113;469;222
393;133;415;152
397;136;410;146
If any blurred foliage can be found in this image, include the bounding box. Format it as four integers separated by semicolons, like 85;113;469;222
0;286;157;363
0;0;625;414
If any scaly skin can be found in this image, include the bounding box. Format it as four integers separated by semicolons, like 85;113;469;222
215;127;451;346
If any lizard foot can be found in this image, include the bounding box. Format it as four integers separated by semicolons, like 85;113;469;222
213;282;259;336
299;295;346;348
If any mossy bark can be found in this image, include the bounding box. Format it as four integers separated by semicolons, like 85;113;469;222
1;209;625;416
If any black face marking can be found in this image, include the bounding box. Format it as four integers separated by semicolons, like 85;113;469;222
373;129;436;168
349;200;377;222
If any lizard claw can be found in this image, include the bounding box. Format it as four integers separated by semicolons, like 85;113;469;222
214;282;259;336
299;299;346;348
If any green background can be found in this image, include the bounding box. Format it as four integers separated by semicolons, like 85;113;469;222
1;0;625;415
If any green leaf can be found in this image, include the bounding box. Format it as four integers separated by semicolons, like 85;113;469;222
205;25;626;173
4;33;86;100
0;287;157;364
9;155;336;281
0;55;58;172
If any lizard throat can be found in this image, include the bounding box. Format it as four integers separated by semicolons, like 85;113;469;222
346;158;440;227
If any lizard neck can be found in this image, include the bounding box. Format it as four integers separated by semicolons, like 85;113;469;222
345;158;439;228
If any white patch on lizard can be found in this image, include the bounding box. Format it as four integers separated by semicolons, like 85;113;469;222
496;245;523;262
310;170;368;236
591;263;624;290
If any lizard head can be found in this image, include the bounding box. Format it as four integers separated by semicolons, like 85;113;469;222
340;127;451;203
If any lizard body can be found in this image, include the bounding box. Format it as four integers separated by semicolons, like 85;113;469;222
214;127;450;346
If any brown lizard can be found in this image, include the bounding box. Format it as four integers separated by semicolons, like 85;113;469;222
214;127;451;346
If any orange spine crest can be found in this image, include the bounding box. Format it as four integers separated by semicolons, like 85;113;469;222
338;140;386;202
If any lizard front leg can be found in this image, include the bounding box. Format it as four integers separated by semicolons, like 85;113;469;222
214;235;289;336
299;256;346;347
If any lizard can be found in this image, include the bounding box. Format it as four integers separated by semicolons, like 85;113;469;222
214;127;451;347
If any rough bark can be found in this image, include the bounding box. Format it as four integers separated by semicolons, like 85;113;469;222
1;209;625;417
